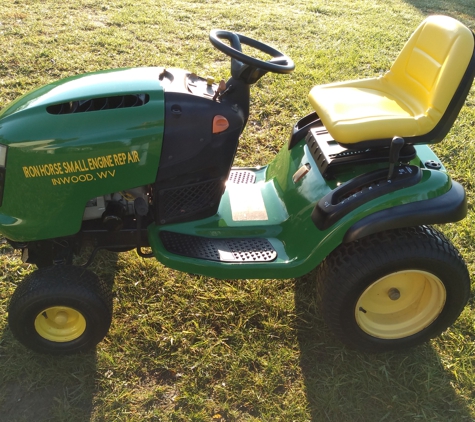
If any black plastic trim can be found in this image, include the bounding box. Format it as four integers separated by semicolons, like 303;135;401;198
343;180;467;243
155;70;246;225
288;112;320;150
305;126;417;179
312;165;422;230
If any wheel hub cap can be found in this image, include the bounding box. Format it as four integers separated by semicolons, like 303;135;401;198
53;311;69;326
35;306;86;342
355;270;446;339
388;288;401;301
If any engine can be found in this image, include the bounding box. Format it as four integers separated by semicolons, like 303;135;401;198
83;186;149;231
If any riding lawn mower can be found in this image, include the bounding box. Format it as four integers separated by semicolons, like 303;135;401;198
0;15;474;354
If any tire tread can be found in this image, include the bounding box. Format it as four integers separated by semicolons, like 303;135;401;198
317;225;470;352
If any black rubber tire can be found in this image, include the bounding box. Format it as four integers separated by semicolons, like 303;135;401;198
317;226;470;352
8;265;113;355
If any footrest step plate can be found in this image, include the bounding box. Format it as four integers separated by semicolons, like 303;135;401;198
160;231;277;262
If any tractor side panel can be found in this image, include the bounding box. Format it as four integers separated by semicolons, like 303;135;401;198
0;68;165;241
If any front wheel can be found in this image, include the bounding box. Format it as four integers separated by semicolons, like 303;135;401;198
317;226;470;352
8;265;113;355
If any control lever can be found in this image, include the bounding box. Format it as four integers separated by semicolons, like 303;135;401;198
213;79;228;101
388;136;405;180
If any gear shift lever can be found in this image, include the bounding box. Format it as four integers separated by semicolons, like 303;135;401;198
388;136;405;180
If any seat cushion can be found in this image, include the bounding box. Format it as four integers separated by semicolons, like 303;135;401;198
309;79;422;144
308;15;475;146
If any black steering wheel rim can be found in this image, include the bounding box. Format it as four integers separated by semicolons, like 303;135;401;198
209;29;295;74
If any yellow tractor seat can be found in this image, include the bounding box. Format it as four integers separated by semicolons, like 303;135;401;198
309;15;475;148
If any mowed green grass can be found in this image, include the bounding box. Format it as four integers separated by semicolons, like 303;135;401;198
1;0;475;420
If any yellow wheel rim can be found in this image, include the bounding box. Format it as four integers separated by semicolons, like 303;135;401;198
34;306;86;342
355;270;446;339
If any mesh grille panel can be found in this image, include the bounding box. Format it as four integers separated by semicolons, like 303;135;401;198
158;179;224;223
160;231;277;262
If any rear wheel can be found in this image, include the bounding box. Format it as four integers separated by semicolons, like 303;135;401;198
8;265;112;355
317;226;470;352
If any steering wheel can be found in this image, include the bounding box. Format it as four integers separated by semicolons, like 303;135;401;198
209;30;295;75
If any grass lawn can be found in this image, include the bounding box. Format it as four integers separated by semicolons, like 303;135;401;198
1;0;475;420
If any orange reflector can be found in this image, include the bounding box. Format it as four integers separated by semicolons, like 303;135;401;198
213;115;229;134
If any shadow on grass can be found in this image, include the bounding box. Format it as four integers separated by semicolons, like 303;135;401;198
294;271;473;422
0;251;119;422
0;333;97;422
403;0;475;24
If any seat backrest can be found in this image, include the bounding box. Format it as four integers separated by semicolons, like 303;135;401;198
384;15;475;141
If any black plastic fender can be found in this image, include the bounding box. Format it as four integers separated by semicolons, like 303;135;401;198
342;180;467;243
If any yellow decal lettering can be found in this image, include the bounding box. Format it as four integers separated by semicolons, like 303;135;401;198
25;150;140;185
97;170;116;179
54;162;63;175
113;153;127;166
51;173;95;185
63;162;73;174
128;151;140;163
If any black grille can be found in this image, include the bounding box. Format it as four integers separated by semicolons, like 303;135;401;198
160;231;277;262
47;94;149;115
158;178;224;224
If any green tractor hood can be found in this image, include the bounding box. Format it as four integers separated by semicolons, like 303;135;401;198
0;67;165;241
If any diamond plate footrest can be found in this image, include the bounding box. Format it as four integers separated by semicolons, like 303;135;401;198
160;231;277;262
